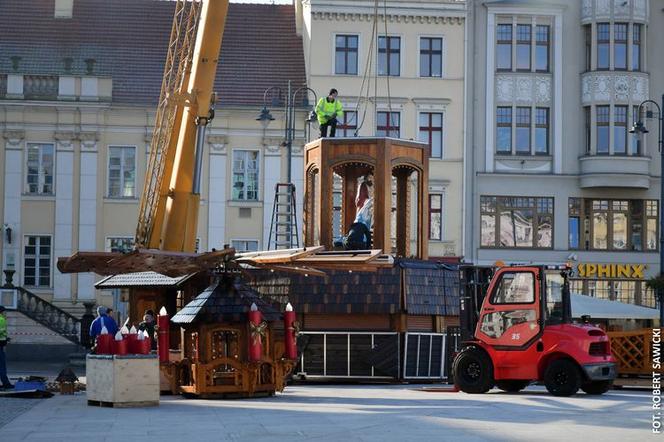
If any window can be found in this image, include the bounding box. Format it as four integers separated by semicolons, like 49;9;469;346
568;198;581;249
597;23;610;69
429;194;443;241
337;111;357;137
24;235;51;287
108;146;136;198
480;196;554;248
535;25;549;72
378;36;400;76
106;237;134;253
516;25;531;71
492;272;535;304
25;143;54;195
335;34;358;75
584;25;592;71
515;107;531;153
576;199;659;251
632;24;642;71
614;105;627;154
420;37;442;77
496;24;512;71
614;23;628;70
231;240;259;252
584;106;591;153
232;150;259;200
496;107;512;153
419;112;443;158
596;105;610;154
646;200;658;250
376;111;400;138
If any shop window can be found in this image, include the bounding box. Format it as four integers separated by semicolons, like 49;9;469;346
480;196;553;249
573;199;658;251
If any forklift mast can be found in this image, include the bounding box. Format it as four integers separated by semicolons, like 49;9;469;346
458;265;494;341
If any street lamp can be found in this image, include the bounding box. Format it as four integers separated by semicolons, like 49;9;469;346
630;95;664;326
256;81;317;184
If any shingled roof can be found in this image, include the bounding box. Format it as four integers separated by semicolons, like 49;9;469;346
0;0;306;107
172;277;282;325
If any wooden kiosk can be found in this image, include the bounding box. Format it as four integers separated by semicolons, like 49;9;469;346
303;137;429;258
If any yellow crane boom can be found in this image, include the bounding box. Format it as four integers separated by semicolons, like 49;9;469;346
136;0;229;252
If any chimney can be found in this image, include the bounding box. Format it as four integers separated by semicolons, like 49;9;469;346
54;0;74;19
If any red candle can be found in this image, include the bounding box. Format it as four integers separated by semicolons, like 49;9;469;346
96;334;113;355
126;327;138;354
248;303;263;362
114;339;128;355
284;303;298;359
158;307;170;363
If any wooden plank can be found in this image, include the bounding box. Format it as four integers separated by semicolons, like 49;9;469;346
236;246;324;264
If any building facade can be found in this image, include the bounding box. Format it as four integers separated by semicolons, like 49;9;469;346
465;0;662;308
297;0;466;259
0;0;308;321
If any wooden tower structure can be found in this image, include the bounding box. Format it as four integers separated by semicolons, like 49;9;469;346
303;137;429;258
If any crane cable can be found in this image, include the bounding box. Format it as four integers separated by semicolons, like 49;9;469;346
353;0;379;135
353;0;395;135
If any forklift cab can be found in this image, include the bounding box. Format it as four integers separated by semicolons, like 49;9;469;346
474;265;571;348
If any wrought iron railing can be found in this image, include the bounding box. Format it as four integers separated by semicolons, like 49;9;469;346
23;75;58;100
14;286;82;345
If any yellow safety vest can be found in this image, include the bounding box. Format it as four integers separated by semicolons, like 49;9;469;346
316;97;343;125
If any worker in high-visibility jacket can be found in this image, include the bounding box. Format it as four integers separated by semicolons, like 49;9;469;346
316;88;344;138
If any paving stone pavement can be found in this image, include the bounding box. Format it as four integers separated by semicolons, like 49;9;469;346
0;398;42;429
0;385;658;442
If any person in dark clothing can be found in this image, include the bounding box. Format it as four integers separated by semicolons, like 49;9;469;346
0;305;14;389
89;306;119;339
138;309;157;350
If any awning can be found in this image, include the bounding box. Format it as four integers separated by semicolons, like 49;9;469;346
571;293;659;320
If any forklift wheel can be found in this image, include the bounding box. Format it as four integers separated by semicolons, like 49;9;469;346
581;380;613;395
495;380;530;393
452;347;494;394
544;359;581;397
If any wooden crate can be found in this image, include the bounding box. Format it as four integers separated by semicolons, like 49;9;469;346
86;354;159;407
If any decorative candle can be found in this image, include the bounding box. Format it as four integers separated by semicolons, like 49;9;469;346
284;303;298;359
157;307;170;363
248;303;264;362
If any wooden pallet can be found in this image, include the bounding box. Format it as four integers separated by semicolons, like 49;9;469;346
87;399;158;408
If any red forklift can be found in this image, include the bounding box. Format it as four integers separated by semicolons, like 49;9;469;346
452;264;616;396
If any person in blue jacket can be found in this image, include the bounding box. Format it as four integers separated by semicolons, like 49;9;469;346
89;306;118;339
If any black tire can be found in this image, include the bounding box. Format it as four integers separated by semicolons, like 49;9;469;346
452;347;494;394
544;359;581;397
581;380;613;395
496;380;530;393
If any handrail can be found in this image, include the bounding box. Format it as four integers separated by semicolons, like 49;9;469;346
13;286;82;345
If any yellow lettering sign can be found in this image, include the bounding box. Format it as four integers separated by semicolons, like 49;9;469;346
577;263;647;279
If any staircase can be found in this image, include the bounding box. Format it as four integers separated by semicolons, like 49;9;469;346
268;183;300;250
13;286;84;345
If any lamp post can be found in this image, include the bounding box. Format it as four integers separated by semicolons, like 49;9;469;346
630;95;664;326
256;81;317;184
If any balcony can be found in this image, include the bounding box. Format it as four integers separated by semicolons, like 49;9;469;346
581;71;648;106
579;155;651;188
581;0;648;23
